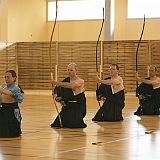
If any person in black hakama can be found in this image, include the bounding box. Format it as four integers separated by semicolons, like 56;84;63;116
0;70;24;138
134;65;160;116
92;64;125;122
51;63;87;128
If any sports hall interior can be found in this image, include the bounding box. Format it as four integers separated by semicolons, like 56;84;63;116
0;0;160;160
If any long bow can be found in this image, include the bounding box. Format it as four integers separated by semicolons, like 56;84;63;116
96;8;104;107
136;15;145;87
49;0;62;128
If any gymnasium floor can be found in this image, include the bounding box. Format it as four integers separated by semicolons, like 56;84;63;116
0;91;160;160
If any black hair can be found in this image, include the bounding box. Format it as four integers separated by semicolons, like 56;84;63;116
6;70;17;77
6;70;24;93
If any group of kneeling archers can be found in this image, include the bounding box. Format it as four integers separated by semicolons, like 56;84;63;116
0;63;160;137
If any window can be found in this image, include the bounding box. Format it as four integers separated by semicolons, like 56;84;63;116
48;0;105;21
127;0;160;19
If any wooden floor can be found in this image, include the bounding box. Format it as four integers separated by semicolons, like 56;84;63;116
0;90;160;160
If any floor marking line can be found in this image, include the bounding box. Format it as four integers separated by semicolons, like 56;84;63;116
58;131;158;154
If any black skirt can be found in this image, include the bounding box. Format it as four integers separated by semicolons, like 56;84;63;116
51;92;87;128
0;103;22;138
92;90;125;122
134;84;160;115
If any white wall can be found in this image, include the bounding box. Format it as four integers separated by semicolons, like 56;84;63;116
1;0;160;42
0;0;8;41
115;0;160;40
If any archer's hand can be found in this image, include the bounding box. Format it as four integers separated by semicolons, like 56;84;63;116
96;76;101;83
0;86;3;94
97;95;106;101
51;80;57;86
135;72;141;81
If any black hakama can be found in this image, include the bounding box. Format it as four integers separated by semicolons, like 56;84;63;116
134;78;160;115
92;77;125;122
0;102;22;138
51;77;87;128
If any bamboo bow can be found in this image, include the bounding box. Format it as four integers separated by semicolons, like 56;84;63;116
136;15;145;88
49;0;62;128
96;8;104;108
